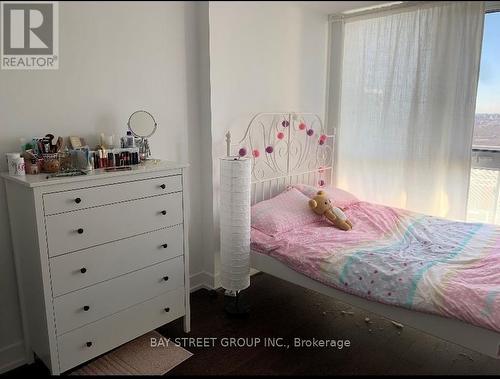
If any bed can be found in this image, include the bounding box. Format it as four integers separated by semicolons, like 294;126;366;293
229;112;500;359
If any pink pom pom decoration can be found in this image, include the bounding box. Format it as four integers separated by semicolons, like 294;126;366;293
238;147;247;157
277;132;285;140
252;149;260;158
319;139;325;145
320;134;327;141
298;122;306;130
318;179;326;187
265;146;274;154
281;120;290;128
307;129;314;136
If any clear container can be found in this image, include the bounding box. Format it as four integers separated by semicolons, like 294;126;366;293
126;131;135;148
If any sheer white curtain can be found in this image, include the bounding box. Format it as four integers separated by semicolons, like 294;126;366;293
335;1;485;220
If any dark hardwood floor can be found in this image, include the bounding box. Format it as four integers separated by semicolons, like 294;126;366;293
6;273;500;376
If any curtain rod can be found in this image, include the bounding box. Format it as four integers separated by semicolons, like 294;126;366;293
329;1;474;23
486;0;500;12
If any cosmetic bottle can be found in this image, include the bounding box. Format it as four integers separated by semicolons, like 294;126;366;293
126;131;135;148
88;156;94;171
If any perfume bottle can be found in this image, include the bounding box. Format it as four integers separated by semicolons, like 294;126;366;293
126;131;135;148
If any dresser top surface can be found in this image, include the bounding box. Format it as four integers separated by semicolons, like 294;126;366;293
1;160;188;188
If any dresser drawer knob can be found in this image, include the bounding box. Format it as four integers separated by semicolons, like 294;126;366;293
162;243;168;249
164;307;170;313
163;275;169;281
161;210;167;215
80;267;87;274
75;197;82;204
160;184;166;189
83;305;90;311
86;341;93;348
77;228;84;234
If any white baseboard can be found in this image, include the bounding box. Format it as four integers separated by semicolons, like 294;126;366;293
189;271;214;292
212;271;221;289
189;269;259;292
0;340;26;374
250;268;260;276
189;270;222;291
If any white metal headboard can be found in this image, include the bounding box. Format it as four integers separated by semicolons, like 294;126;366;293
227;112;334;204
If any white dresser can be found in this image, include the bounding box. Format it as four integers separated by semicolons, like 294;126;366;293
2;161;190;374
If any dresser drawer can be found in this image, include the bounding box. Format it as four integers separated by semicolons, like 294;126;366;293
50;225;183;297
54;256;184;335
57;287;185;373
43;174;182;215
46;192;183;257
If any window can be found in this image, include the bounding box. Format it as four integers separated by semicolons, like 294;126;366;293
472;12;500;149
467;11;500;223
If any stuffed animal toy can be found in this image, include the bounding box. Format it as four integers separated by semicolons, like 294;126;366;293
308;190;353;231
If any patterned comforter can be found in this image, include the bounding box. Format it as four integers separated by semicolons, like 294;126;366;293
251;201;500;332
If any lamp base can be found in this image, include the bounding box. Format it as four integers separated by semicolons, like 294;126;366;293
224;290;250;317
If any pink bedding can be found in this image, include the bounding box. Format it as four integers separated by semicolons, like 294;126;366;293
251;200;500;333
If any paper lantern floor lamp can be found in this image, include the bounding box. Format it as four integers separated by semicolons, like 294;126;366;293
220;135;251;316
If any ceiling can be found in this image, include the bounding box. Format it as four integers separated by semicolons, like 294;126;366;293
294;1;391;15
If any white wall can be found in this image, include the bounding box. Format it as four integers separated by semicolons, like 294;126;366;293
0;1;208;372
206;1;329;285
0;0;329;371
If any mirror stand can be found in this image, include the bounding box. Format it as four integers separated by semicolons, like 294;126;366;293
127;110;157;162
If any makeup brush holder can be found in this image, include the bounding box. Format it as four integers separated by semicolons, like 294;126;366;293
58;151;72;171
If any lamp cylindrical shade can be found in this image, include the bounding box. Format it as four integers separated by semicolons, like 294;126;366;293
220;157;251;292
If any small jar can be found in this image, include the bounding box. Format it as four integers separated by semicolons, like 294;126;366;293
11;157;25;176
25;158;42;175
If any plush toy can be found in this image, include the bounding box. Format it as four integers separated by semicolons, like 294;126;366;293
308;190;353;231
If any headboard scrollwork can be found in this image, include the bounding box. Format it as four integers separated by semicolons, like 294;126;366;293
227;112;334;204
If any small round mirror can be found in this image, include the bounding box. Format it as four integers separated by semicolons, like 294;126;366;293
127;110;157;138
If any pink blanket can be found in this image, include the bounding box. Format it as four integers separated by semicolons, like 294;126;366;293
251;201;500;332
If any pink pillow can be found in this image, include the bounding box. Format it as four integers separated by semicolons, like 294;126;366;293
251;187;322;236
293;184;360;208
